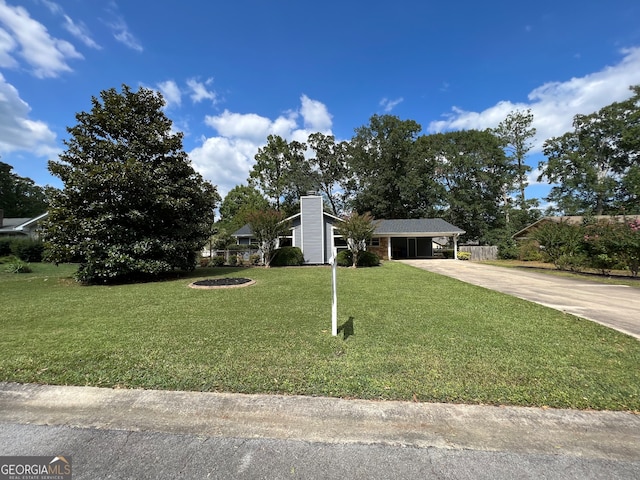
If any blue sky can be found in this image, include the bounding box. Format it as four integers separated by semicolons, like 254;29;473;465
2;0;640;207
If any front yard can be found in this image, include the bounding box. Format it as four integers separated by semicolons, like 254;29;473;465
1;261;639;411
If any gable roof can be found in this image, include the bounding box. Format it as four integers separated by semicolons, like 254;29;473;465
375;218;465;236
0;212;48;235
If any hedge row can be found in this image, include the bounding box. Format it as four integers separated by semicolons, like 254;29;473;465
529;218;640;276
0;238;45;262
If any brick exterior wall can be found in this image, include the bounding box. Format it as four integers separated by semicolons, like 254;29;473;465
368;237;389;260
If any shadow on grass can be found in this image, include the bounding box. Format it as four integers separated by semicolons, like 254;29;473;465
337;316;355;340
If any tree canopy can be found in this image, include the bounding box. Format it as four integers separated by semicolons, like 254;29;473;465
43;84;220;283
0;161;48;217
540;85;640;215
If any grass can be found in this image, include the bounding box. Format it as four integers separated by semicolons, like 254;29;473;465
1;261;639;411
482;259;640;288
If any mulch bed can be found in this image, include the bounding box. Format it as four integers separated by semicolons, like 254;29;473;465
188;277;255;289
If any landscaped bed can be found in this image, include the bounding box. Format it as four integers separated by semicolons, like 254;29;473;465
1;261;639;412
189;277;255;289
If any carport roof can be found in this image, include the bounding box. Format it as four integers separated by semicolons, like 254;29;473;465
375;219;465;236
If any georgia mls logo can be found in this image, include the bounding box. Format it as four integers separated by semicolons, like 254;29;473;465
0;456;72;480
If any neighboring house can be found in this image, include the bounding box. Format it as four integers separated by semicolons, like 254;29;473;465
512;215;640;241
232;194;465;264
0;211;48;239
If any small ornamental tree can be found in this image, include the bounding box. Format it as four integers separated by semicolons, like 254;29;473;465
43;85;220;283
335;212;378;268
246;209;290;267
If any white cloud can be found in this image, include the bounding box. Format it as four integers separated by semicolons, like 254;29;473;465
428;47;640;152
187;78;217;104
38;0;101;50
205;110;273;143
110;18;143;52
157;80;182;108
0;0;83;78
380;97;404;112
39;0;63;15
104;3;142;53
63;15;101;50
0;27;17;68
191;96;333;196
0;73;57;156
189;137;258;197
300;94;332;132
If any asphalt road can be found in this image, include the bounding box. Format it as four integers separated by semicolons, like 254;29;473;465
399;259;640;340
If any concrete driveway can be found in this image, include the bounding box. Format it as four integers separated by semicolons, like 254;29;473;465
399;260;640;340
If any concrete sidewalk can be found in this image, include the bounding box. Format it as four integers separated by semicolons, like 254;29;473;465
399;259;640;340
1;382;639;460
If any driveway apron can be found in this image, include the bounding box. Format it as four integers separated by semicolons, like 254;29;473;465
398;260;640;340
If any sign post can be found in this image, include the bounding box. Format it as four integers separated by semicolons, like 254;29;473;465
329;251;338;336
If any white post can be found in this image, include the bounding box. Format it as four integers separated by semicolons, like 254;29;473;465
453;234;459;260
330;250;338;336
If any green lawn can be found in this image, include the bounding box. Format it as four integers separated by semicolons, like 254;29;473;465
1;261;639;411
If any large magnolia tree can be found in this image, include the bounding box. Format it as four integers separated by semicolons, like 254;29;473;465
43;85;220;283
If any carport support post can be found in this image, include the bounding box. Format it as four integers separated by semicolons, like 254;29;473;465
453;234;459;260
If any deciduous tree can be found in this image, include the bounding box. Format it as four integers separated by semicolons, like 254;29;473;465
335;212;378;268
307;132;349;216
420;130;512;243
348;115;422;218
0;161;48;217
539;85;640;215
246;209;290;267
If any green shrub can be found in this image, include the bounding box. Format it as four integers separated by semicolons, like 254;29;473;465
441;249;455;259
10;239;44;262
336;249;380;267
208;256;225;267
227;243;248;251
517;240;543;261
0;238;12;256
249;253;261;266
336;250;351;267
497;239;518;260
457;251;471;260
0;255;16;264
5;258;32;273
271;247;304;267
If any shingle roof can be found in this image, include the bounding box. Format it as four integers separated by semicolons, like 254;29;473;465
375;218;465;236
233;217;465;237
233;224;253;236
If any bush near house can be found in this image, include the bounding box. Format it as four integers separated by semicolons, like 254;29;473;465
457;251;471;260
0;239;12;257
271;246;304;267
336;250;380;267
208;256;225;267
8;239;45;262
